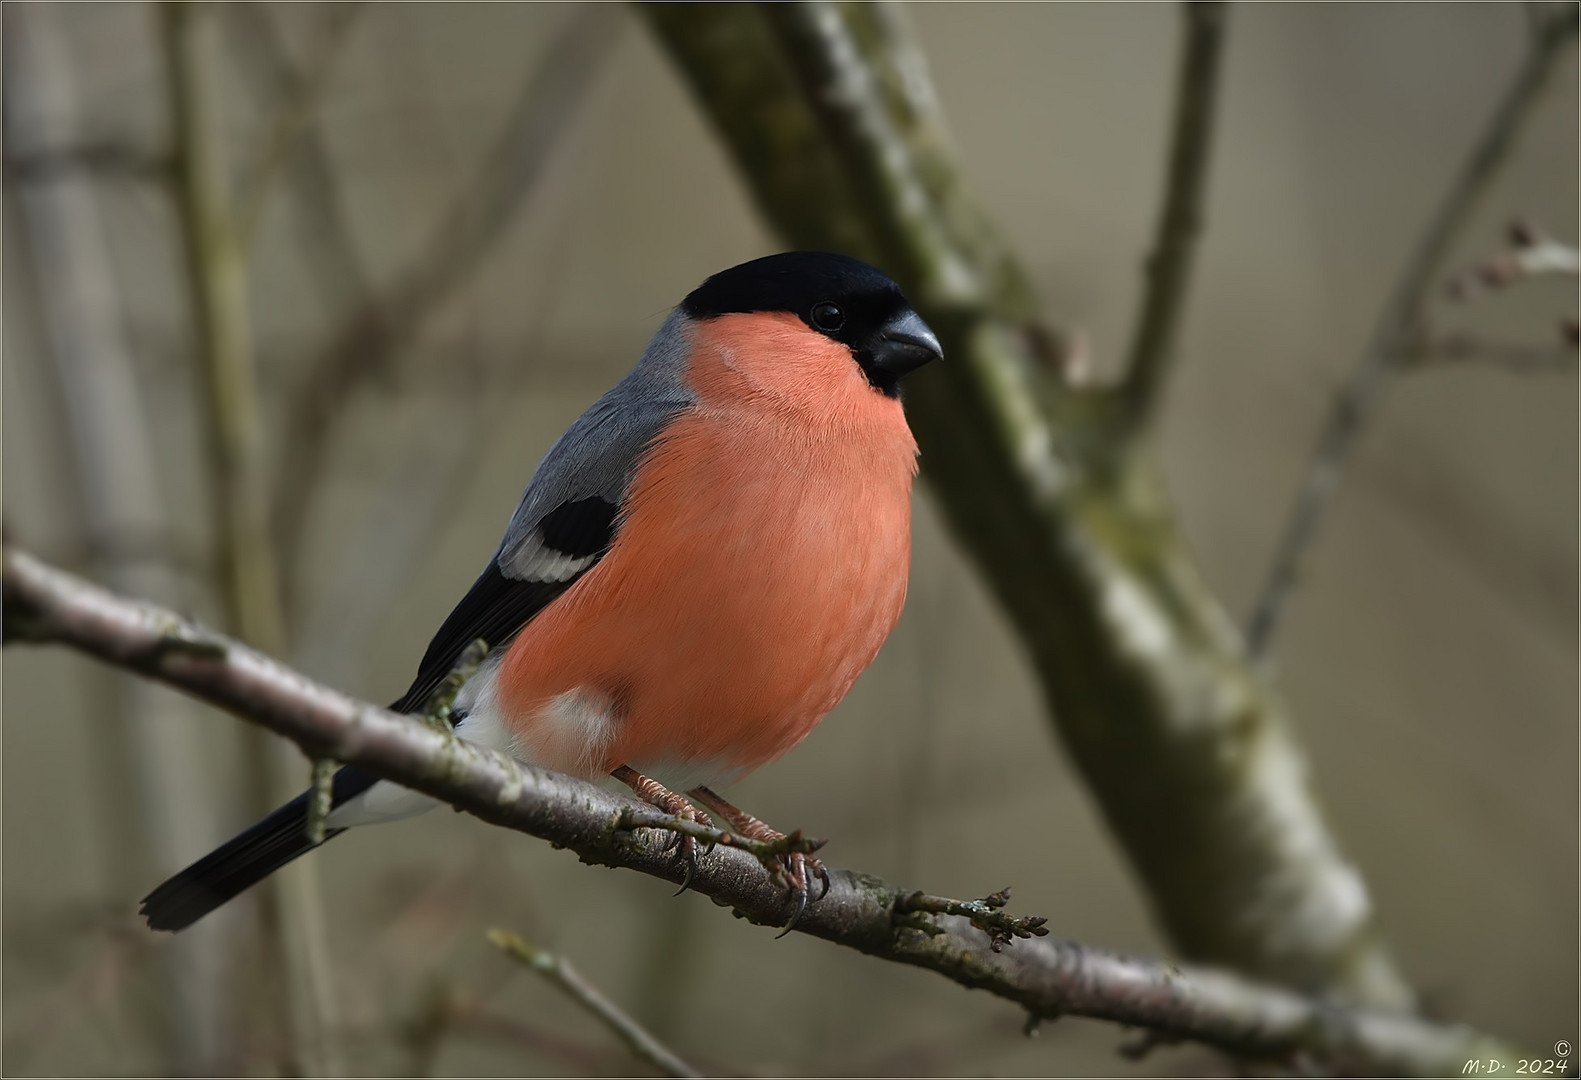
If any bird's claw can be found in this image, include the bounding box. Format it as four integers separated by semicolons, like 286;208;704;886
669;807;714;896
682;786;831;937
769;848;827;937
673;838;696;896
776;887;808;938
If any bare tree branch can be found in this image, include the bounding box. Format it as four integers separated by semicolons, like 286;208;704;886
232;3;362;253
0;546;1532;1077
642;1;1412;1007
1245;8;1579;662
1118;2;1228;428
268;5;623;566
225;2;374;339
488;930;701;1079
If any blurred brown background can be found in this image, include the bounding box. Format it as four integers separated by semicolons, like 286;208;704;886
3;3;1575;1076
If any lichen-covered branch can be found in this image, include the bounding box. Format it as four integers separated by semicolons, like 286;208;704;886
0;546;1531;1075
639;1;1412;1007
893;887;1049;953
1245;8;1579;661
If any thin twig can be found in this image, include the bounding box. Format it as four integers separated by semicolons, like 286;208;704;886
488;930;701;1078
307;634;483;859
0;545;1534;1076
894;887;1049;953
232;3;361;252
225;2;373;337
1245;8;1578;661
1119;2;1228;429
420;638;489;730
304;757;336;845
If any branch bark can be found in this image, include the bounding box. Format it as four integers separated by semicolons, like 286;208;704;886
640;0;1412;1007
0;546;1530;1077
1244;7;1579;661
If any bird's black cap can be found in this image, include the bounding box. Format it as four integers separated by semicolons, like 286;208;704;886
681;251;942;396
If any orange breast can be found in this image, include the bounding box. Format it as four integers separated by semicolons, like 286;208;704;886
494;313;918;781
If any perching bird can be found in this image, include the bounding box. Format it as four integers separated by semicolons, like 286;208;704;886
140;251;942;932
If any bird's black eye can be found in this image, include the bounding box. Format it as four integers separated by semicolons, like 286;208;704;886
810;301;845;332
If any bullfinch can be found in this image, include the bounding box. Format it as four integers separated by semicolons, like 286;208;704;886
140;251;943;932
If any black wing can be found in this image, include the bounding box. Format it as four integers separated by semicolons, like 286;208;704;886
388;495;618;715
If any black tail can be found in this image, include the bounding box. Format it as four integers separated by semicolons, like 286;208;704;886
139;767;375;932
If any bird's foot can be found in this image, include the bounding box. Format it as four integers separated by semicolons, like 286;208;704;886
611;765;714;894
689;786;828;936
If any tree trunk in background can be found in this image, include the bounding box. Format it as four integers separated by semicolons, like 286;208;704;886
641;1;1415;1009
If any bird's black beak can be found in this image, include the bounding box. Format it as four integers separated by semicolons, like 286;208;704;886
869;308;943;380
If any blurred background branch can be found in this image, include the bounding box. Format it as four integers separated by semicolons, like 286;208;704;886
487;929;701;1079
231;3;362;254
0;544;1534;1077
160;2;340;1072
1117;2;1226;430
4;6;236;1070
641;0;1413;1008
266;5;622;578
225;2;373;355
1245;4;1579;662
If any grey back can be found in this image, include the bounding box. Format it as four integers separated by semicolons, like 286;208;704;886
496;309;696;581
